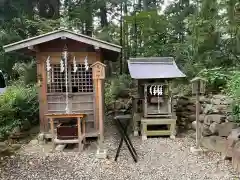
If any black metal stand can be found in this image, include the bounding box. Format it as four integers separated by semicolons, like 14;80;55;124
114;115;138;163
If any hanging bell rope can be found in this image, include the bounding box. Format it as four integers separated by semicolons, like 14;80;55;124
63;50;70;114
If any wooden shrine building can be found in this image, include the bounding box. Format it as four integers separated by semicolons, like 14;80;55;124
128;57;186;140
3;29;121;151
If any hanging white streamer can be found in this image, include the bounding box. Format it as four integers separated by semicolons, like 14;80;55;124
60;58;65;72
84;56;89;71
46;56;51;84
46;56;51;72
73;56;78;73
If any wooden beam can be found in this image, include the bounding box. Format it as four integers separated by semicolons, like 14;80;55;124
54;138;81;144
77;117;83;152
50;118;55;150
45;113;86;118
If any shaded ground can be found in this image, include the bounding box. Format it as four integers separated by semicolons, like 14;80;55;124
0;122;239;180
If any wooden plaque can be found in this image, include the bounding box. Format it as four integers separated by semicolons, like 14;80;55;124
91;61;106;80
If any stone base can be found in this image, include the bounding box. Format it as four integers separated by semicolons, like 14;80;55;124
170;135;176;140
134;131;139;137
190;146;208;154
96;148;107;159
142;135;147;141
55;144;66;152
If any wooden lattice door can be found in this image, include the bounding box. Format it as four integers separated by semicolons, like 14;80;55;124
47;63;95;131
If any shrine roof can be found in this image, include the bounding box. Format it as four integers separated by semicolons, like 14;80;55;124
3;28;121;53
128;57;186;79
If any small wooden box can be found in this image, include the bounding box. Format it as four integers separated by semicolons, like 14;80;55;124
57;122;78;140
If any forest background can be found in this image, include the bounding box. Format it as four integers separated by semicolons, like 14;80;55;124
0;0;239;139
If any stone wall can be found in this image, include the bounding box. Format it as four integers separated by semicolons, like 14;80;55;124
175;94;233;135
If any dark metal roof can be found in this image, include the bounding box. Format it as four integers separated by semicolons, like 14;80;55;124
128;57;186;79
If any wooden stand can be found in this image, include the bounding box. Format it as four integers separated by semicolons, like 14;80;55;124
141;117;176;140
190;77;206;154
46;113;86;152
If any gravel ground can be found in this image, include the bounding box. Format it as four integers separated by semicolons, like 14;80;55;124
0;122;240;180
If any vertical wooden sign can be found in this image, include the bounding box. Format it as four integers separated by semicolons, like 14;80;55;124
91;62;106;149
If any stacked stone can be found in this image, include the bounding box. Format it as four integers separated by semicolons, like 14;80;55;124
174;96;204;131
192;94;233;137
175;94;233;135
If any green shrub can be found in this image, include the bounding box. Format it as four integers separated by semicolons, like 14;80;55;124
226;71;240;123
105;74;134;110
12;61;37;85
0;83;38;139
197;67;232;92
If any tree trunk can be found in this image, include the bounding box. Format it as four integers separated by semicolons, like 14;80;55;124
143;0;148;11
120;2;123;74
85;0;93;36
123;0;129;73
100;1;108;28
138;0;142;10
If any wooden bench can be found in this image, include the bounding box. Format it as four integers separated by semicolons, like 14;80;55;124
141;117;176;140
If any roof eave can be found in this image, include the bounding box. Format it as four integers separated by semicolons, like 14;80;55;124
3;30;122;53
132;76;186;79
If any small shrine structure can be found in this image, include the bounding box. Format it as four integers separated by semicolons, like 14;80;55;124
128;57;186;140
3;29;121;152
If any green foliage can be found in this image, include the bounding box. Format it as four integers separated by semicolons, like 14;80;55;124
171;81;192;96
226;71;240;123
0;83;38;139
12;61;37;85
105;74;134;109
226;71;240;97
197;67;232;92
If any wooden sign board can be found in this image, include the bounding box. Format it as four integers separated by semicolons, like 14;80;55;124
91;61;106;80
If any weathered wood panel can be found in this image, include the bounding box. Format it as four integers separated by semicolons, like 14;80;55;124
38;39;95;52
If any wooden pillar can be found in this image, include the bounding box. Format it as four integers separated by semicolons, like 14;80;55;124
37;53;48;132
98;78;104;144
49;118;55;150
77;117;83;152
196;84;200;149
94;78;99;130
82;118;86;144
144;84;147;117
91;62;106;153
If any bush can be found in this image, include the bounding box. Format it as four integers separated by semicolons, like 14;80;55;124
226;71;240;123
0;83;38;139
197;67;232;92
105;74;134;110
12;61;37;85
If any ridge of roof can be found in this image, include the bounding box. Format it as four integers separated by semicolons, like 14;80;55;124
128;57;174;64
3;29;121;53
